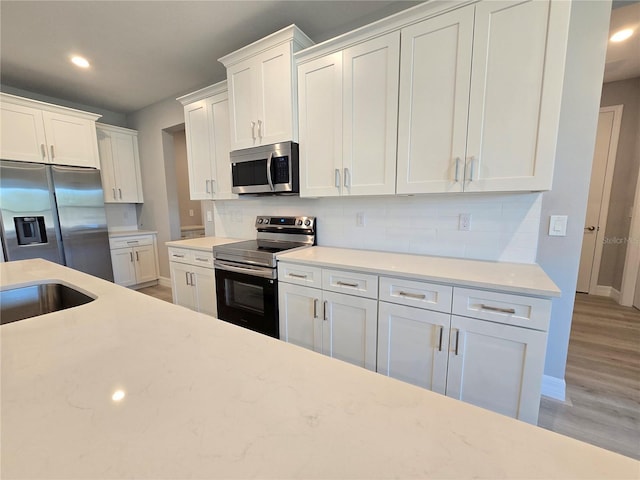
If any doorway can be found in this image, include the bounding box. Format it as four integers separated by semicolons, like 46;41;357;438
576;105;624;294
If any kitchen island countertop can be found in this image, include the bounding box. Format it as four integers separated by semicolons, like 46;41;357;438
1;259;636;479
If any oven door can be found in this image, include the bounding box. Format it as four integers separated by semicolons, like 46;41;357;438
214;260;278;338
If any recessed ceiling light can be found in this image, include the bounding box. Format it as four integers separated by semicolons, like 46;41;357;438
610;28;634;42
71;55;90;68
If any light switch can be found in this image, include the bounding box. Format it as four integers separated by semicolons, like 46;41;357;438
549;215;568;236
206;210;213;222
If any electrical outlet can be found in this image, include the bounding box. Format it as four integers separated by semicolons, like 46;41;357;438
206;210;213;222
356;212;366;227
189;209;194;217
459;213;471;231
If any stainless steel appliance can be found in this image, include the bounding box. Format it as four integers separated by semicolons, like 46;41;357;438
231;142;299;195
0;160;114;281
214;216;316;338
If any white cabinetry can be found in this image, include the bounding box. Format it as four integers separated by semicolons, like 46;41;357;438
279;265;378;371
109;234;159;287
168;247;217;316
96;124;144;203
297;32;400;197
219;25;314;151
0;93;100;168
178;81;235;201
397;0;569;193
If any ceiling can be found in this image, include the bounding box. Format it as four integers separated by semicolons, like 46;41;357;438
1;1;639;115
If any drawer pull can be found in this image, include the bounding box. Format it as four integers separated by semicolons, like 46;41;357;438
337;281;358;288
399;291;426;300
195;257;209;262
289;273;308;279
437;326;444;352
127;241;139;244
172;254;185;258
480;304;516;314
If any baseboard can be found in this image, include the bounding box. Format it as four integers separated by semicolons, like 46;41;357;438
158;276;172;288
594;285;621;302
541;375;566;401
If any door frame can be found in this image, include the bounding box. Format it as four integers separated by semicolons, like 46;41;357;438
620;145;640;306
582;105;623;295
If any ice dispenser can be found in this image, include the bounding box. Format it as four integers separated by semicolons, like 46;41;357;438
14;216;47;245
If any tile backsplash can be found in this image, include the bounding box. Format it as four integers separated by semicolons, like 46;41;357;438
212;193;542;264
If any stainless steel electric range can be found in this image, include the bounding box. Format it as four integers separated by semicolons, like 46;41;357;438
213;216;316;338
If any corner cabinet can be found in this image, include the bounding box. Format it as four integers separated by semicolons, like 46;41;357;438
178;81;235;201
96;124;144;203
109;233;159;288
0;93;101;168
219;25;314;151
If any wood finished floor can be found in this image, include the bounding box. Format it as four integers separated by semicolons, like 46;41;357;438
138;286;640;460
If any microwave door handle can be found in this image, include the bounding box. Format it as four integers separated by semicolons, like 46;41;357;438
266;152;275;191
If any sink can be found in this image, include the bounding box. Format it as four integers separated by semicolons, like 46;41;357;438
0;283;94;325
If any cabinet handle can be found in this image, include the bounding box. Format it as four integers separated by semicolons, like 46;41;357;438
289;273;307;279
126;241;139;244
335;169;341;188
344;168;351;188
135;251;139;261
112;188;117;200
480;304;516;314
257;119;262;140
206;180;210;193
40;144;47;160
195;257;208;262
251;121;256;140
190;272;196;286
468;156;477;182
313;298;319;319
336;280;358;288
185;271;191;286
129;252;133;262
437;326;444;352
50;145;55;160
211;179;216;194
323;300;328;321
172;253;185;258
398;291;426;300
454;157;461;182
118;188;122;199
454;329;460;356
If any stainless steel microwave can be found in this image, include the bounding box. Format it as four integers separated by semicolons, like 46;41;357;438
231;142;299;195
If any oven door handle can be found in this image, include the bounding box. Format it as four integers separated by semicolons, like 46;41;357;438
214;260;275;279
266;152;275;191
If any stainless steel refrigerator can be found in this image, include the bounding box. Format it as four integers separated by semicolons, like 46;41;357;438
0;160;114;281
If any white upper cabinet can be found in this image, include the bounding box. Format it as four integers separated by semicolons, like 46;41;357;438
298;32;400;197
96;124;143;203
0;93;101;168
398;0;569;194
178;81;235;201
220;25;314;151
396;6;474;194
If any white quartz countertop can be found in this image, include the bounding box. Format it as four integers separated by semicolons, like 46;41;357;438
277;246;561;297
2;260;635;479
165;236;243;252
108;229;157;237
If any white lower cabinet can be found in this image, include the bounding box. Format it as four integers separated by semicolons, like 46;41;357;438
109;234;159;287
168;247;217;316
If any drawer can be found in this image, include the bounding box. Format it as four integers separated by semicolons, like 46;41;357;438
278;262;322;288
452;287;551;331
379;277;452;313
110;235;153;250
168;247;193;264
190;251;214;268
322;268;378;299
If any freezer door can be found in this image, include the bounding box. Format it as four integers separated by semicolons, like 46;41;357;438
0;160;63;264
51;165;114;281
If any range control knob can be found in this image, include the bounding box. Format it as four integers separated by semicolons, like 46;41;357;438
263;218;269;224
297;219;303;226
304;219;311;227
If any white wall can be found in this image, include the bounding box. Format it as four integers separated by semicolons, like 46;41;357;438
214;193;542;263
536;0;611;397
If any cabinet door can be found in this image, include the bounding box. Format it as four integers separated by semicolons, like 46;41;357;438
42;111;99;168
322;291;378;371
0;102;48;163
112;131;143;203
465;0;568;192
298;52;343;198
208;92;235;200
279;282;322;353
396;7;473;194
377;302;449;394
342;31;400;196
256;42;294;146
97;129;118;201
111;248;136;286
170;261;196;310
184;100;214;200
192;265;217;316
446;315;547;424
133;244;158;283
227;62;257;150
